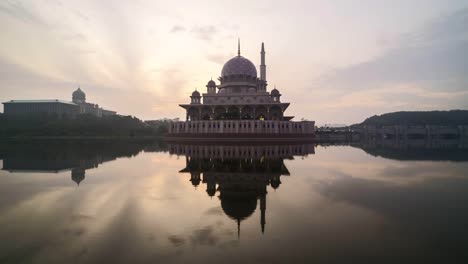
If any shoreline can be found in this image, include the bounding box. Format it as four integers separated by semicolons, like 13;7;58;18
0;136;165;142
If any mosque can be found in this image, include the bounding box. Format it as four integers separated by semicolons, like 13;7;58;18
167;41;315;140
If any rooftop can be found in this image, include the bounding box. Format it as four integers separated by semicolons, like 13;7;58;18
3;100;77;105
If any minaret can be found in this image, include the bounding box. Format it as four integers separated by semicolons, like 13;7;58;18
260;193;266;234
238;38;241;57
260;42;266;81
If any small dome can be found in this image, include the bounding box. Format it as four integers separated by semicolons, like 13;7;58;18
207;80;216;87
73;87;85;96
219;88;227;93
221;56;257;78
72;87;86;103
271;88;280;96
192;90;200;97
248;87;256;93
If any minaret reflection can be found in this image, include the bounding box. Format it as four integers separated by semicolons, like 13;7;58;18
171;143;315;237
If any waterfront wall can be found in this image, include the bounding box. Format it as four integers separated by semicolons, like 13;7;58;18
353;125;468;138
168;120;315;136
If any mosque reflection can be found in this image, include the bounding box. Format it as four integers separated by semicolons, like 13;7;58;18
169;143;315;235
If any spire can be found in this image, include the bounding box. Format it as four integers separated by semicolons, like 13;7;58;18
260;42;266;81
260;193;266;234
237;38;241;56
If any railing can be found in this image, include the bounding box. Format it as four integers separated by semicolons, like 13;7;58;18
168;120;315;135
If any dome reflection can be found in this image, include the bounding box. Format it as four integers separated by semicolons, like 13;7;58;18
171;143;315;237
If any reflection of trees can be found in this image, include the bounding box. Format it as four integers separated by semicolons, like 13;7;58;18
351;137;468;161
0;139;168;185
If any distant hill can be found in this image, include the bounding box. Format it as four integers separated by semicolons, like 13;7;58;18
357;110;468;127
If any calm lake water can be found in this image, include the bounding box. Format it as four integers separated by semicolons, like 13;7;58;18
1;139;468;264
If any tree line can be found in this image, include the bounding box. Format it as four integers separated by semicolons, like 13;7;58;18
0;113;170;138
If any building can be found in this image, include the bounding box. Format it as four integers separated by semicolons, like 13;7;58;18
2;100;79;118
168;41;315;140
2;87;116;118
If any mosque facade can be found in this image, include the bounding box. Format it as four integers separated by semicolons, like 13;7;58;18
168;41;315;139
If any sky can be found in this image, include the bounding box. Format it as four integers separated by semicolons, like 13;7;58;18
0;0;467;125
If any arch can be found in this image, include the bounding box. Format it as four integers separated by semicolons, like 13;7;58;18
255;106;267;120
241;106;253;120
226;106;240;120
270;105;283;120
214;106;226;120
201;106;212;120
188;107;200;121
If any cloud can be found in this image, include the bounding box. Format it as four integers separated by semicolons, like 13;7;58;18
170;25;186;33
205;53;229;65
191;25;217;41
190;226;219;246
204;207;224;216
0;1;46;26
168;235;185;247
302;8;468;123
59;32;87;42
317;171;468;238
156;67;189;97
317;7;468;92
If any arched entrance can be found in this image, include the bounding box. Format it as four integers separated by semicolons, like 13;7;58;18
201;106;212;120
188;107;200;121
255;106;267;120
227;106;240;120
241;106;253;120
214;106;226;120
270;106;283;120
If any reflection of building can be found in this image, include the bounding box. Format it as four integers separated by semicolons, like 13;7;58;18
168;41;315;139
2;87;116;118
0;140;156;185
173;143;315;237
1;149;109;186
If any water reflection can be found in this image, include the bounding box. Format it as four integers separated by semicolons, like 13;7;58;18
171;144;315;236
352;136;468;161
0;139;468;263
0;140;167;185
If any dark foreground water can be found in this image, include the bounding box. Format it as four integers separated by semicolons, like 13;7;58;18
1;138;468;264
